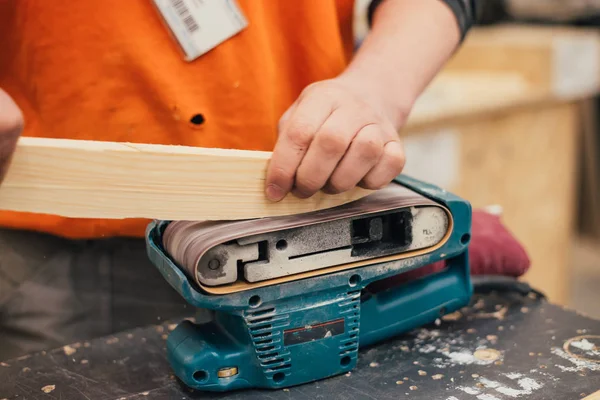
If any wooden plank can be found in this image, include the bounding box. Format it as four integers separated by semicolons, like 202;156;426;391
0;137;372;221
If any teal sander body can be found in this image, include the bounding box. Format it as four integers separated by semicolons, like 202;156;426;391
145;175;473;392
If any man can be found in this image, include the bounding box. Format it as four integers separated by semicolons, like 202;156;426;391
0;0;479;360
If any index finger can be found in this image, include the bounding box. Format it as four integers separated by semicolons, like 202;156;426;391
265;95;335;202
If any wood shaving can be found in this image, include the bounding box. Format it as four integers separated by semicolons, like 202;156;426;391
63;345;76;356
442;311;463;322
41;385;56;393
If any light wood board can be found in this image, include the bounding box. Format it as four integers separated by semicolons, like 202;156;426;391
0;137;372;221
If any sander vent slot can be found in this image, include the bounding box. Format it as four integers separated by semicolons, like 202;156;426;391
246;307;275;319
336;290;361;362
268;364;292;373
255;339;274;345
246;308;292;378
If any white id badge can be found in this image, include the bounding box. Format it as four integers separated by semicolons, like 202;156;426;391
153;0;248;62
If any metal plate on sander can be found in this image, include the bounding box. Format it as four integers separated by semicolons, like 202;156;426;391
162;182;453;295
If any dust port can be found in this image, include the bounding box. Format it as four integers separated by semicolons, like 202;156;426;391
193;370;208;383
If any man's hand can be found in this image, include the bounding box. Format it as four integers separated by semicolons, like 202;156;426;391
265;78;406;201
265;0;462;202
0;89;23;182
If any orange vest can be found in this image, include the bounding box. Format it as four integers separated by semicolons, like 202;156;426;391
0;0;355;239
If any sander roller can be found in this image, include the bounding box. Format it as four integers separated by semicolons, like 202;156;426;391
145;174;473;392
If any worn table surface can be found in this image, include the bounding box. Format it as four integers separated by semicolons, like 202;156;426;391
1;290;599;400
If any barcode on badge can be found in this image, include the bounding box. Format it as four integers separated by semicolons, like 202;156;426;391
170;0;199;33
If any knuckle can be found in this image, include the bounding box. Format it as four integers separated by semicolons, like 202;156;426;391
328;179;352;194
386;143;406;171
297;177;322;194
295;170;324;194
0;106;24;139
270;165;295;185
355;132;384;160
318;131;348;155
286;124;314;149
361;177;386;190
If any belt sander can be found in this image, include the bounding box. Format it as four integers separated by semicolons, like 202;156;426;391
145;175;473;392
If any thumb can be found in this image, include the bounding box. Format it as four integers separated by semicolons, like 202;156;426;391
0;89;24;183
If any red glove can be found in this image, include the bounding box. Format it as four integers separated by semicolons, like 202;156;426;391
369;209;530;292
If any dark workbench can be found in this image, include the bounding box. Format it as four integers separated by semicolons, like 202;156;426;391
1;289;599;400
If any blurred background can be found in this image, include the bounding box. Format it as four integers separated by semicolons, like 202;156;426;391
355;0;600;317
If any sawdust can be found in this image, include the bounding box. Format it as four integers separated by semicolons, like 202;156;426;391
369;362;379;367
81;360;89;365
41;385;56;393
432;374;444;380
127;333;134;339
396;380;404;385
473;298;486;310
0;362;8;367
418;370;427;376
442;311;463;322
22;367;30;373
168;324;177;331
409;386;418;391
63;345;76;356
106;337;119;345
474;349;501;362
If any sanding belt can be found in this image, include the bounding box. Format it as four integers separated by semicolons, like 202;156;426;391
163;185;530;294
